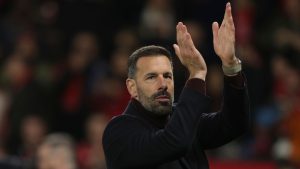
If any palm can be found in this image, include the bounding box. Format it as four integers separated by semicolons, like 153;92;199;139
174;22;207;80
213;3;236;66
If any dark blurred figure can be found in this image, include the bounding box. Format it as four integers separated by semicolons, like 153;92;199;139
35;0;64;62
88;48;131;118
18;114;48;169
0;158;23;169
0;89;23;169
235;0;266;112
109;48;131;81
0;88;10;156
139;0;175;46
0;0;37;56
113;28;140;52
252;0;300;166
273;0;300;54
76;113;108;169
256;0;300;65
1;52;51;155
55;31;108;139
253;51;300;168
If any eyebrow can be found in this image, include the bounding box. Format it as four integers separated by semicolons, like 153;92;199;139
144;72;173;77
144;72;157;78
163;72;173;76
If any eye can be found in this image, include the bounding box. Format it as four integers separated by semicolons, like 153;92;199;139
164;73;173;80
146;75;156;80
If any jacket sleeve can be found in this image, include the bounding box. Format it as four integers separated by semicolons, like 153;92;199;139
196;72;250;149
102;86;210;169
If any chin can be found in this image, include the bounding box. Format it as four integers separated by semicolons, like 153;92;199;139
153;105;172;116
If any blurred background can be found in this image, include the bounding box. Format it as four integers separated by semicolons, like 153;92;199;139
0;0;299;169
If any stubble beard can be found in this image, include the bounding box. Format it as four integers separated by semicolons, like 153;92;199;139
137;87;173;116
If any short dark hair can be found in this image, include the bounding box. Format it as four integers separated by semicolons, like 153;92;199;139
128;45;173;78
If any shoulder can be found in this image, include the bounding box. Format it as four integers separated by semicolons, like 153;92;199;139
104;115;138;134
102;114;145;146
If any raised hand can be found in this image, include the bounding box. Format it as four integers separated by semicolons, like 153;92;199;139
173;22;207;80
212;2;238;67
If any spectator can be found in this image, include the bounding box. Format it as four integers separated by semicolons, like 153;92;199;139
18;114;48;168
76;113;108;169
54;31;107;139
36;133;77;169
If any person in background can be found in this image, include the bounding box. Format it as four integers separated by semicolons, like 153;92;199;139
18;114;48;168
36;133;77;169
77;113;108;169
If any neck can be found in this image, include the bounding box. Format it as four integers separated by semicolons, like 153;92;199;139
131;98;170;128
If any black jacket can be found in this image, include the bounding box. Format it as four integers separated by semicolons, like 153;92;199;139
103;73;249;169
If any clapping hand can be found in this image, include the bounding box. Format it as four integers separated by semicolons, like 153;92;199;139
173;22;207;81
212;2;239;67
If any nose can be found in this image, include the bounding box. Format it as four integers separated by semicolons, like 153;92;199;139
157;75;168;91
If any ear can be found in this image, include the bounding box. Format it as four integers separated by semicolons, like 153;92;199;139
126;78;138;99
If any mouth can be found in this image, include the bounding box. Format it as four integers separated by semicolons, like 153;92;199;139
155;95;170;102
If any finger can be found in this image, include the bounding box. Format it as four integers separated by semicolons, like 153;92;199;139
181;24;188;43
173;44;183;61
221;2;231;26
176;22;180;43
225;3;234;26
184;32;196;50
176;22;185;46
227;4;235;30
177;23;185;35
227;2;232;19
224;2;231;19
181;24;189;48
223;3;235;38
212;22;219;44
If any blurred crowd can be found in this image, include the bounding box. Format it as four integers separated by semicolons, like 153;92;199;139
0;0;299;169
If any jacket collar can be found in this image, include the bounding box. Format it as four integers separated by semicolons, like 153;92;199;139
124;98;170;129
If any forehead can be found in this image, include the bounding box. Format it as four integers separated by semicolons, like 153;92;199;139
136;55;172;75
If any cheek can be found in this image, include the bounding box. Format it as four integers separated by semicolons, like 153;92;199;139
168;81;174;93
137;83;155;97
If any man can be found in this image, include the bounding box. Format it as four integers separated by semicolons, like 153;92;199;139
36;133;77;169
103;3;249;169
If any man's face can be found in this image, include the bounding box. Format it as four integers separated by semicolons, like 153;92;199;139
37;145;73;169
132;55;174;116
